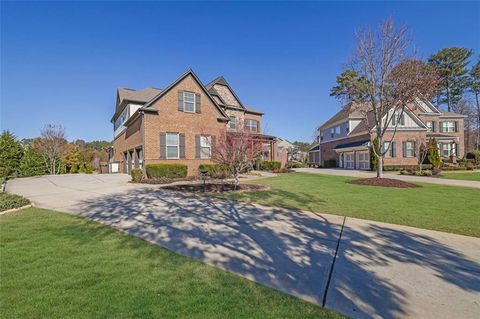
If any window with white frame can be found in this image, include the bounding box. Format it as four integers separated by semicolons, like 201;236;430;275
335;126;341;135
392;113;405;126
200;136;211;159
245;119;258;132
426;121;434;132
166;133;179;159
330;128;335;138
383;141;394;157
405;141;414;157
183;92;195;112
229;116;236;129
320;131;324;141
440;143;456;157
441;121;455;133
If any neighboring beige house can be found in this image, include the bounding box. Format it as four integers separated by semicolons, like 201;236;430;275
316;99;465;169
109;69;277;175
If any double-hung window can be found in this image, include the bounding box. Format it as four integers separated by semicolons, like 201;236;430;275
166;133;179;159
426;121;435;132
392;113;405;126
405;141;414;157
200;136;211;159
245;119;258;132
229;116;237;129
441;121;455;133
330;128;335;138
440;143;456;157
183;92;195;113
383;141;395;157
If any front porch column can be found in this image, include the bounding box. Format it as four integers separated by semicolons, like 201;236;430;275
270;141;276;161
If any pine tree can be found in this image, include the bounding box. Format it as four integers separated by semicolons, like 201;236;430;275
19;146;47;177
0;130;24;179
469;59;480;150
428;47;473;111
427;138;441;169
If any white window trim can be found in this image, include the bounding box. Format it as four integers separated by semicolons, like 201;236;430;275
405;141;414;157
166;133;180;159
183;91;196;113
246;119;258;132
441;121;455;133
426;121;434;132
200;136;211;159
229;116;236;129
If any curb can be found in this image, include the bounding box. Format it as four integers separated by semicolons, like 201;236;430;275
0;204;33;216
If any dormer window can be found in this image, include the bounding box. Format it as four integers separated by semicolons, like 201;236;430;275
183;92;195;112
229;116;237;129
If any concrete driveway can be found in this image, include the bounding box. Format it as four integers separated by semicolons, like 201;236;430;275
6;174;480;319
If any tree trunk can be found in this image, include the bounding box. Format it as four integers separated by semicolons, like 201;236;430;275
377;155;383;178
447;82;451;112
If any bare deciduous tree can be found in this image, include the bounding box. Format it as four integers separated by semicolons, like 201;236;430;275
36;124;67;175
334;18;438;177
211;129;265;189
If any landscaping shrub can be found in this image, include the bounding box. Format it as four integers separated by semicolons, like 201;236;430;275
422;170;432;176
0;192;30;212
427;138;441;168
466;150;480;164
323;159;337;168
286;161;305;169
198;164;231;179
146;164;187;179
383;164;432;171
259;161;281;171
130;168;143;183
19;146;47;177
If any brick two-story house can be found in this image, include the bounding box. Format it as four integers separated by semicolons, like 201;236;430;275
109;69;276;175
314;99;465;169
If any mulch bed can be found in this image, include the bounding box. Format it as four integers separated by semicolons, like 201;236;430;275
162;183;270;193
348;177;419;188
133;177;196;185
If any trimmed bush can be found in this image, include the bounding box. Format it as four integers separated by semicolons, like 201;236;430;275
0;192;30;212
422;170;432;176
198;164;231;179
131;168;143;183
259;161;281;171
323;159;337;168
427;138;441;169
286;161;305;169
383;164;432;171
146;164;188;179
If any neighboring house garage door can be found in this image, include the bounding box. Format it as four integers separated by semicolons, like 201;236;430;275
344;152;355;169
356;151;370;170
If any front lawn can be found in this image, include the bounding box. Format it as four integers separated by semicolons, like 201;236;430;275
0;208;342;319
217;173;480;237
440;171;480;181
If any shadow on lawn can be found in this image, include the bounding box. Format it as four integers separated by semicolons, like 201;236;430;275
74;188;480;319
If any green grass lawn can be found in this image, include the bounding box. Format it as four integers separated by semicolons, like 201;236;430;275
440;171;480;181
218;173;480;237
0;208;342;319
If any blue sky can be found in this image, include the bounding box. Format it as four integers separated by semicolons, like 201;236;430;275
1;1;479;143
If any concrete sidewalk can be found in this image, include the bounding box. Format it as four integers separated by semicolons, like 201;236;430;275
295;167;480;189
6;174;480;319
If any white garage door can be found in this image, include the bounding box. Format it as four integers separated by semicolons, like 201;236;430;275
344;152;355;169
356;151;370;170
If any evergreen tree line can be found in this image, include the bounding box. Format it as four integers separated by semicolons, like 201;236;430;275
0;125;110;181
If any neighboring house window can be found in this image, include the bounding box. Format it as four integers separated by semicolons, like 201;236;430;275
320;131;324;141
440;121;456;133
183;91;195;113
404;141;415;157
330;128;335;138
166;133;179;159
229;116;236;129
200;136;211;159
383;141;396;157
245;119;258;132
335;126;341;135
392;113;405;126
426;121;435;132
440;143;457;157
346;126;349;133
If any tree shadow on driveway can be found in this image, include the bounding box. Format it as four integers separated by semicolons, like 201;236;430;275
74;188;480;319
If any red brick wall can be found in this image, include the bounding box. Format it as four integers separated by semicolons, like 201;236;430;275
143;74;227;176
